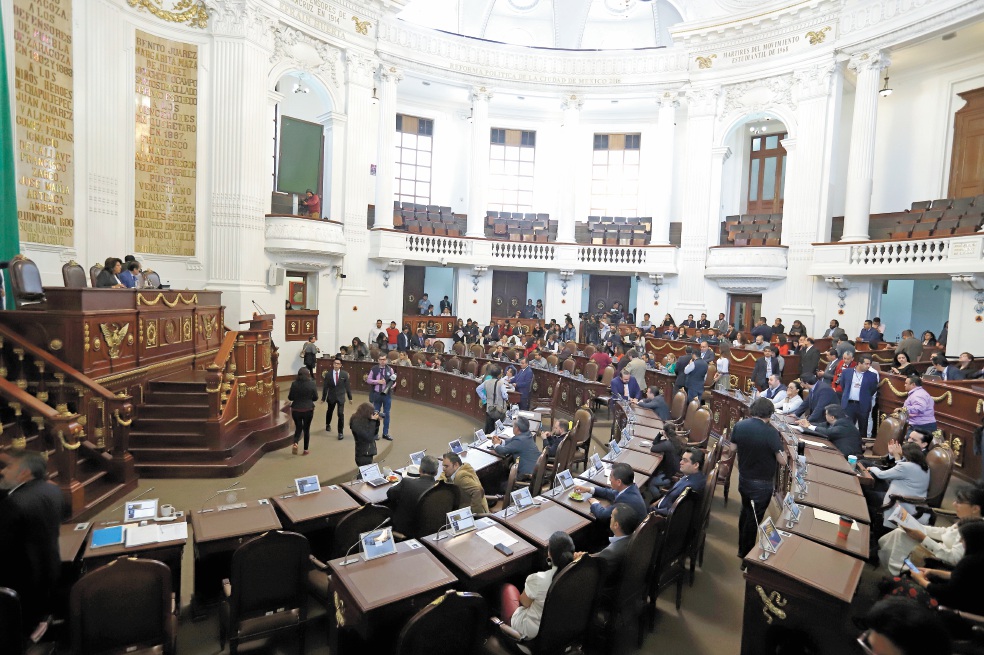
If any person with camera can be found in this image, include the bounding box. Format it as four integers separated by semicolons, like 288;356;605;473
366;352;398;441
350;403;381;467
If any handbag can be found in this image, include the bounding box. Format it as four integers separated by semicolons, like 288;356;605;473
486;380;506;420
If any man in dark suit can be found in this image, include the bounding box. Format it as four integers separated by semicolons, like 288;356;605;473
698;341;715;362
397;326;412;352
750;317;772;342
0;451;64;633
696;313;711;330
386;455;438;536
322;357;353;440
794;373;838;424
751;345;781;391
858;320;882;345
684;353;708;403
492;417;541;478
574;462;648;523
797;336;821;379
633;385;671;420
482;322;499;344
439;295;453;314
680;314;697;329
412;328;427;349
894;330;923;364
652;447;706;515
674;347;694;393
574;503;640;604
798;404;863;457
839;354;878;436
611;367;642;401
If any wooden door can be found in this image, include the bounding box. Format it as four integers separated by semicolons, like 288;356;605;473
728;294;762;334
949;87;984;198
746;133;787;214
588;275;630;316
403;265;425;316
491;270;529;317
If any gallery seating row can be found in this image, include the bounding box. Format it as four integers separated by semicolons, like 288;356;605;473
722;214;783;246
907;195;984;213
586;216;653;245
392;202;464;236
889;209;984;240
485;212;555;242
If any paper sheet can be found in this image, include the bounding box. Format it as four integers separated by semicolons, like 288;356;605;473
476;526;518;547
811;507;860;531
886;503;924;531
125;524;162;547
799;438;828;448
159;522;189;542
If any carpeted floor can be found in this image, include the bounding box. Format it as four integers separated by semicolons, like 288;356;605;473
94;391;750;654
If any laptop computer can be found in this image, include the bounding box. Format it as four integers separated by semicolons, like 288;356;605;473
294;475;321;496
447;507;476;536
124;498;158;523
448;439;465;455
510;487;535;513
471;429;488;446
409;451;426;467
359;463;389;487
360;527;397;561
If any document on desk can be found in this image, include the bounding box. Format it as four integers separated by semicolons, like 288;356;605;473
159;522;189;542
476;527;518;548
799;438;828;448
811;507;860;531
125;524;162;547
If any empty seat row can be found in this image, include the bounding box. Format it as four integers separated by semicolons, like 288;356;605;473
889;212;984;240
395;201;454;215
405;219;461;237
909;195;984;212
487;211;550;220
724;213;783;224
587;215;652;225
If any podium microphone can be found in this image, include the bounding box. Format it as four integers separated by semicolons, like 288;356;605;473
339;517;391;566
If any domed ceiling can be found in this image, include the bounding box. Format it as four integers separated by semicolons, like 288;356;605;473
396;0;686;50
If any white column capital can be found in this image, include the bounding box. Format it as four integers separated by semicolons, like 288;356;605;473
792;62;836;103
780;137;797;152
561;93;584;111
656;92;680;110
711;146;732;163
848;51;891;75
471;85;494;103
345;50;378;86
378;64;404;85
684;86;720;118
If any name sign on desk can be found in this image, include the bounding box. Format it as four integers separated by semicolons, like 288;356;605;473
759;517;784;554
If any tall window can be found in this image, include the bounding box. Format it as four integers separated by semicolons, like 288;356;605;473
488;128;535;213
746;132;786;214
590;133;640;216
395;114;433;205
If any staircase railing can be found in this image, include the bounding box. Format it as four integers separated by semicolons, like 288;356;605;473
206;330;239;422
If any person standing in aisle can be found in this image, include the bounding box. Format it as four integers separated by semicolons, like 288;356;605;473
732;397;783;559
322;357;353;440
300;335;319;375
366;352;398;441
288;368;318;455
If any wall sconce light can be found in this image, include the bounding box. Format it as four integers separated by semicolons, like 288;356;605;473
381;260;403;289
471;266;488;293
559;270;574;297
371;87;379;106
648;273;663;305
879;74;893;97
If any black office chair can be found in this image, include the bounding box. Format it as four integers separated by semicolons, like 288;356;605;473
307;504;392;603
405;481;461;540
0;587;55;655
61;260;88;288
220;530;310;655
648;489;697;625
396;590;487;655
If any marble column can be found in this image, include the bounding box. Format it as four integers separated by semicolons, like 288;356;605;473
466;86;493;237
707;147;732;248
649;94;678;245
556;94;583;243
207;10;274;323
373;65;403;229
842;51;890;242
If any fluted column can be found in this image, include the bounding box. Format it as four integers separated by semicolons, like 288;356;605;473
373;65;403;229
466;86;493;237
707;147;732;248
842;51;890;242
557;93;583;243
649;94;678;245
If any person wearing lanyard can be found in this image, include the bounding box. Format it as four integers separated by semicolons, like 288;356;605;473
366;353;397;441
839;354;878;437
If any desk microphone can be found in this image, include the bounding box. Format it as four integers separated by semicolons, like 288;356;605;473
433;520;452;541
251;300;267;315
109;486;156;513
339;517;391;566
198;481;245;513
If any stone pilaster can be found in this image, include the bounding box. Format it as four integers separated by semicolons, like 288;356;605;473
649;94;679;245
556;93;583;243
466;86;493;237
373;65;403;229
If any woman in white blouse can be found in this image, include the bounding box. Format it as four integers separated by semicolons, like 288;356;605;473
877;485;983;574
714;342;731;391
500;531;575;639
776;381;805;415
860;443;932;528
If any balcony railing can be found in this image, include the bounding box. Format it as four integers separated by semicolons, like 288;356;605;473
811;234;984;277
849;239;950;266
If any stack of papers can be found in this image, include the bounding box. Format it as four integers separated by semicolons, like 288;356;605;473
811;507;860;531
476;527;518;547
886;504;923;530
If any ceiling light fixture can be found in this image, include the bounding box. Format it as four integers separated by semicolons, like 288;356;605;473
879;74;893;98
292;83;309;94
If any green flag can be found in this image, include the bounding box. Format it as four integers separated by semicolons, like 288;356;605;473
0;7;20;308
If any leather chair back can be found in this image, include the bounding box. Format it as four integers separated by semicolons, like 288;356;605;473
689;463;721;573
0;587;39;655
8;256;45;308
465;360;478;377
616;514;663;604
684;407;712;448
369;345;382;361
62;260;88;288
599;365;615;387
583;344;596;357
565;340;577;351
704;433;722;471
88;263;102;287
546;354;558;369
447;356;461;372
703;362;717;389
682;398;700;424
143;270;161;289
553;433;578;474
452;342;466;356
925;445;954;508
70;557;174;655
716;439;738;504
387;350;400;362
501;462;520;509
669;390;688;422
572;408;594;449
583;361;599;382
469;344;484;358
526;450;549;496
432;340;445;354
535;555;602;654
329;504;391;559
228;531;309;620
870;410;906;457
562;357;576;374
396;591;487;655
412;482;461;539
412;352;426;366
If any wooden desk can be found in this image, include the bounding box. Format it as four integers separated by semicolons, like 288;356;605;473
776;504;869;559
805;448;855;474
607;449;661;476
421;522;537;590
60;522;90;564
341;478;396;506
543;487;612;520
741;534;863;655
492;500;591;550
189;501;282;613
577;465;650;490
797;482;870;524
626;424;663;442
804;466;863;494
328;541;457;652
623;437;658;454
271;485;361;532
82;518;188;602
458;446;506;475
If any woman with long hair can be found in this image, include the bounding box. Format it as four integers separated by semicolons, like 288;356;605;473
350;337;369;359
349;402;381;467
863;442;931;528
288;367;318;455
922;331;937;347
499;531;576;639
776;381;804;415
890;352;918;377
662;313;676;328
714;342;732;391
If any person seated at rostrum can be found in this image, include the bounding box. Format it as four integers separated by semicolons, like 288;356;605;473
119;260;142;288
572;462;647;523
386;455;438;536
95;257;126;288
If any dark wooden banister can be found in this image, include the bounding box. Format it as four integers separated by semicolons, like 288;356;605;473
206;330;239;419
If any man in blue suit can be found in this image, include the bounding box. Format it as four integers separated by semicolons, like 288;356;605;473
839;354;878;437
573;462;647;523
652;448;706;516
858;320;882;345
794;373;838;424
683;354;709;403
610;367;642;402
512;357;534;410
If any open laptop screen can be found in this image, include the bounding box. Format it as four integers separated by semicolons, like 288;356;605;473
409;451;426;467
556;469;574;490
294;475;321;496
510;487;534;510
359;463;382;481
124;499;158;523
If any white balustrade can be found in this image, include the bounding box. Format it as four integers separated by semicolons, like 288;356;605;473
577;245;648;266
405;234;471;256
850;239;950;266
490;241;556;262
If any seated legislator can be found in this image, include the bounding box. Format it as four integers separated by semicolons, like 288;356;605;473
651;447;706;516
610;368;642;402
95;257;126;288
499;532;575;640
492;416;540;478
386;455;438;536
859;442;930;528
646;424;685;491
798;404;863;457
440;452;489;515
572;462;647;523
776;381;805;415
574;503;641;604
540;419;569;458
631;385;671;421
878;484;983;575
119;261;142;288
793;374;837;423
